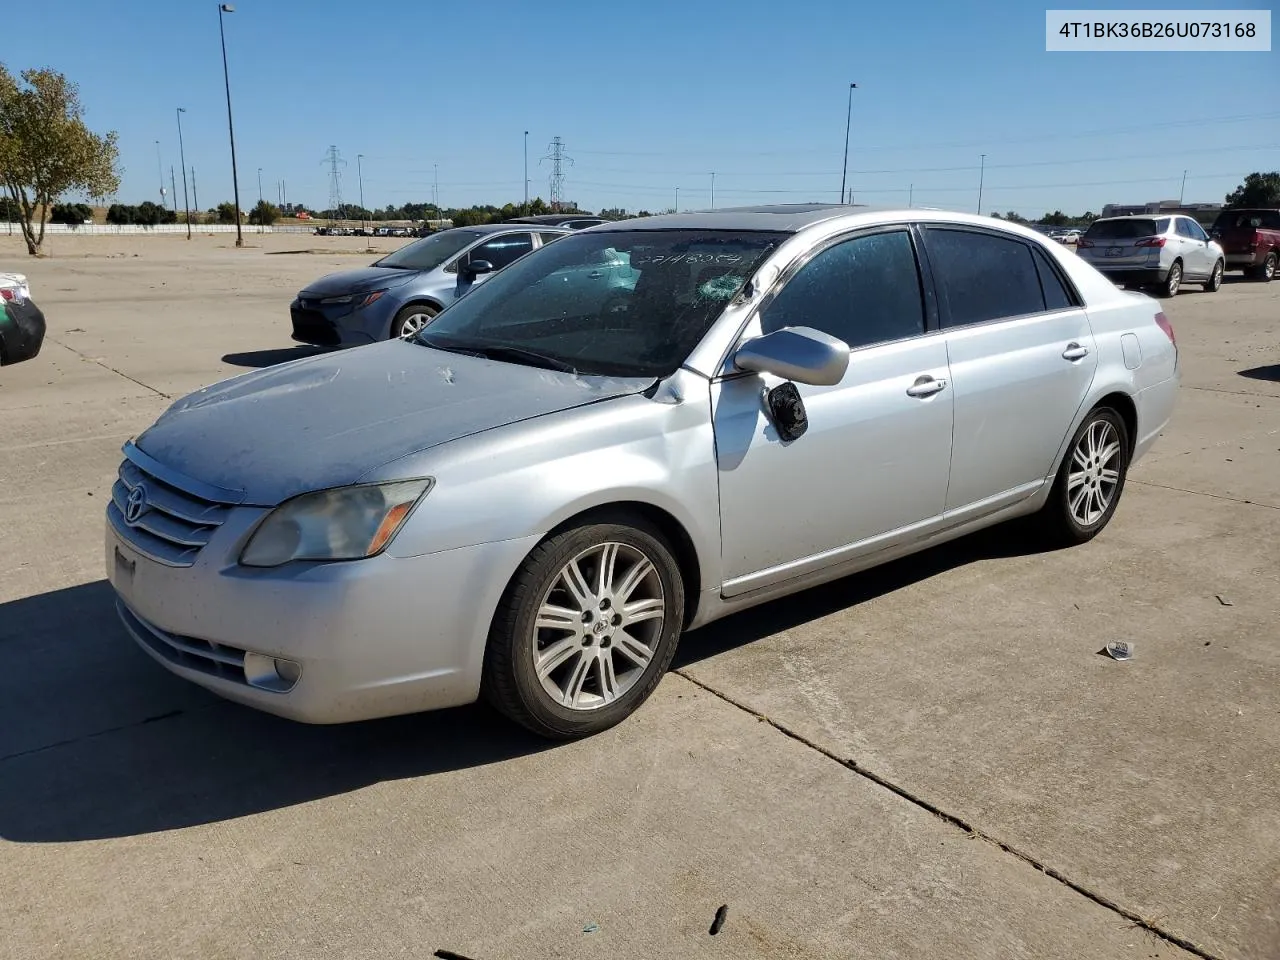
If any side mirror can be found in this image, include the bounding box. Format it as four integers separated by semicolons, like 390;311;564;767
463;259;495;278
733;326;850;387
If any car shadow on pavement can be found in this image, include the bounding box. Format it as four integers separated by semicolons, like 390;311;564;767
0;580;552;844
0;522;1052;843
1239;364;1280;383
221;345;330;368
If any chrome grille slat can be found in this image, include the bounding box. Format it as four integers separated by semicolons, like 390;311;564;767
111;448;236;567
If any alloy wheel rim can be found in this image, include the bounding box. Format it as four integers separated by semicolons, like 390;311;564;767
532;542;665;711
398;313;432;338
1067;419;1122;527
1167;264;1181;294
1212;262;1223;288
1267;256;1276;280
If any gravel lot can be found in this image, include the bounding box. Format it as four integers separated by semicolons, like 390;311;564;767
1;233;1277;960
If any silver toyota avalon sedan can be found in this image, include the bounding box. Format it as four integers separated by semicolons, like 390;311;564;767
106;205;1179;739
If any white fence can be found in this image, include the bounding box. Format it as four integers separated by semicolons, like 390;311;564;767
0;222;315;236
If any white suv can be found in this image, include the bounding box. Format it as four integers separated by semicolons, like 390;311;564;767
1077;214;1224;297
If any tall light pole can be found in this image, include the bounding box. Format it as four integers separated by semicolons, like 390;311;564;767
192;168;199;218
1179;169;1187;206
433;163;439;223
176;108;192;238
357;154;366;233
675;186;680;213
839;82;857;204
908;183;913;208
155;140;167;209
709;172;715;210
977;153;986;215
218;4;244;247
257;167;263;204
523;130;529;214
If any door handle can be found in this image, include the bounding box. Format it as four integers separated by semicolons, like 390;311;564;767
1062;342;1090;361
906;375;948;398
588;270;603;279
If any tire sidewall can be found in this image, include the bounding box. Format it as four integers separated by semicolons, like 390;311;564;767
504;522;685;736
1054;407;1131;542
391;304;438;339
1207;260;1223;291
1163;261;1182;297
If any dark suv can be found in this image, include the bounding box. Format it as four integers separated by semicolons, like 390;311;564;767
1210;208;1279;281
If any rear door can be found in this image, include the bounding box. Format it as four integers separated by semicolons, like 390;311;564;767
1173;217;1210;278
921;226;1098;514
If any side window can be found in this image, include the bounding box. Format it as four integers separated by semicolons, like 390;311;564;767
760;230;925;350
1156;217;1172;234
926;228;1045;327
1186;219;1209;241
1032;247;1077;311
538;231;566;246
470;233;533;270
1174;219;1193;238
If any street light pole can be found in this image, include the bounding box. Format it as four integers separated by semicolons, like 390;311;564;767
257;167;263;205
908;183;913;207
357;154;366;233
433;163;439;225
977;153;986;215
709;172;715;210
155;140;167;209
675;186;679;214
191;168;199;221
839;82;857;204
176;108;191;239
523;130;529;214
217;4;244;247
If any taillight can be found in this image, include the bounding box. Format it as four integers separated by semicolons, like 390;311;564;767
0;288;13;301
1154;311;1175;345
1077;238;1094;248
1134;236;1167;248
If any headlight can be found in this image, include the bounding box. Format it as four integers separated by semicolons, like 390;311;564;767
319;290;385;307
240;479;432;567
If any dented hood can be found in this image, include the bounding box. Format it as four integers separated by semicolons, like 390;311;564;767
136;339;652;505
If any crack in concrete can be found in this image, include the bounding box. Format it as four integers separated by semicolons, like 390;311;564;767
1131;478;1280;511
0;709;187;764
673;669;1228;960
44;335;171;401
1184;385;1280;401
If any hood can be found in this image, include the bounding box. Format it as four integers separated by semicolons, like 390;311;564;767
135;339;653;505
299;265;418;298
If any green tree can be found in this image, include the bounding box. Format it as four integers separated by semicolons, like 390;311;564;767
1225;171;1280;208
134;201;166;226
0;195;18;220
50;201;92;225
1041;210;1070;227
215;201;238;224
0;63;119;254
248;199;280;225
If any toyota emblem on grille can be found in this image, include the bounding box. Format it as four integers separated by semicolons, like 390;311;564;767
125;484;150;526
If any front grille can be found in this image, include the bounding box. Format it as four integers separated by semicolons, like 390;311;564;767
108;452;233;567
290;307;340;345
118;601;249;685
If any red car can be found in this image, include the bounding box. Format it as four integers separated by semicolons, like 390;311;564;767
1210;208;1279;282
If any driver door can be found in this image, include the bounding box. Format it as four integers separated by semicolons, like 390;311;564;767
712;227;954;597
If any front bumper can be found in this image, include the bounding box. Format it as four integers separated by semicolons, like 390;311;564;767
289;299;381;347
106;512;541;724
0;298;46;365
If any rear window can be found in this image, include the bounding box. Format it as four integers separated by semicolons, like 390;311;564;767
1084;219;1159;240
1213;210;1280;231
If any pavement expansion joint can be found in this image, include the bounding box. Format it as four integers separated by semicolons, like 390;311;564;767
672;668;1229;960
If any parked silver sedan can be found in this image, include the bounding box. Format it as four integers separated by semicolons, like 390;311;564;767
107;205;1179;739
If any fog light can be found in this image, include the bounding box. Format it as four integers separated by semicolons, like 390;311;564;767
243;652;301;692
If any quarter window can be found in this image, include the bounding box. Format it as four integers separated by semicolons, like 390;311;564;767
1032;247;1077;311
926;228;1046;327
469;233;533;270
538;231;567;246
761;230;925;350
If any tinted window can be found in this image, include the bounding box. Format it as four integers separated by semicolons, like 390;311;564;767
761;230;924;350
1175;218;1195;238
470;233;533;269
1156;218;1171;234
1032;248;1075;311
926;229;1044;327
538;231;567;246
1185;219;1208;241
1084;219;1157;240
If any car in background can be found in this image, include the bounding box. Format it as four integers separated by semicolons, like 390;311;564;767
1076;214;1224;297
291;224;572;345
508;213;609;230
1209;208;1279;281
0;272;46;366
1054;229;1082;245
110;205;1177;738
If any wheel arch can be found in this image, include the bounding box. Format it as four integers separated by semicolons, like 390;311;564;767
387;298;444;338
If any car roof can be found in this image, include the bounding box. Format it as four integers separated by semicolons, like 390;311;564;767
1092;214;1179;221
448;223;569;235
507;214;603;224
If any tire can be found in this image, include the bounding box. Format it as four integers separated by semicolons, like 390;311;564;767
390;303;439;339
1036;406;1131;548
482;518;685;739
1250;251;1277;282
1160;260;1183;297
1203;259;1224;292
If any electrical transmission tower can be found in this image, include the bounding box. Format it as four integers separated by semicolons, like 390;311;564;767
540;136;574;211
323;145;347;220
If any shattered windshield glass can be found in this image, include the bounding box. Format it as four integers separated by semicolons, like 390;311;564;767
416;230;786;378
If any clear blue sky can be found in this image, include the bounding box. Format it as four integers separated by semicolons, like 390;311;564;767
9;0;1279;216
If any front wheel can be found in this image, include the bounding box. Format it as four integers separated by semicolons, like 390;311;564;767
482;519;686;739
1203;259;1224;292
1035;407;1131;547
390;303;439;339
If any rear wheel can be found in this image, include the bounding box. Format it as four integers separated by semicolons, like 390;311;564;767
1250;251;1277;282
1035;406;1131;547
1203;259;1224;292
391;303;438;339
1160;260;1183;297
482;519;685;739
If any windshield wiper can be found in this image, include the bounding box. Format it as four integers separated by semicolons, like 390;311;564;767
418;337;578;374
